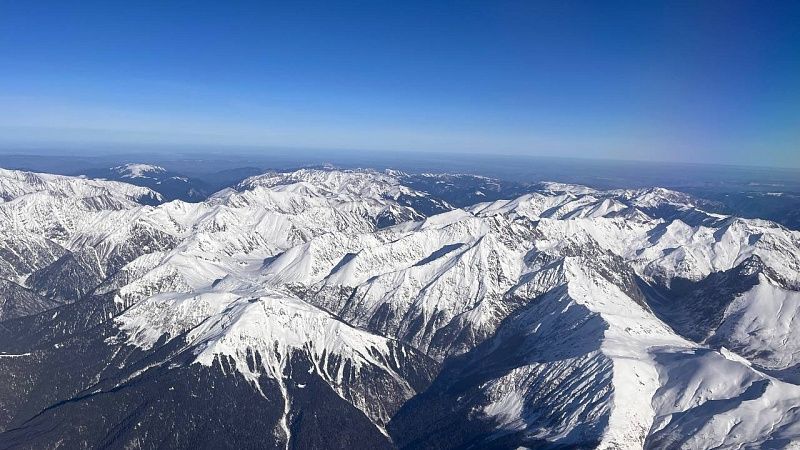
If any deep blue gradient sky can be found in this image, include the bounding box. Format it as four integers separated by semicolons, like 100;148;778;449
1;1;798;167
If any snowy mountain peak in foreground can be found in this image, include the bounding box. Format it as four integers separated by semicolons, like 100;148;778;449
0;167;799;449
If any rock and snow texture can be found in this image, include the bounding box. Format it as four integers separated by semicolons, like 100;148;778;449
1;166;800;449
116;290;434;430
646;347;800;449
710;274;800;371
111;163;167;179
0;167;161;203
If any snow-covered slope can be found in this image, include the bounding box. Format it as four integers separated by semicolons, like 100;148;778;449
111;163;167;179
261;209;538;360
710;273;800;372
0;168;166;297
85;163;210;201
1;167;799;449
390;254;800;449
116;290;435;431
388;253;683;449
0;168;441;317
647;346;800;449
0;167;161;203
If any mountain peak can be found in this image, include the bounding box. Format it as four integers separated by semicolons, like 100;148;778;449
111;163;167;179
1;165;800;448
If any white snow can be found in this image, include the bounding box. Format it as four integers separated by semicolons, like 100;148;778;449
3;165;800;447
713;274;800;369
112;163;166;179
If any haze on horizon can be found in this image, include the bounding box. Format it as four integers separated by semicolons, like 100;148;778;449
1;1;798;168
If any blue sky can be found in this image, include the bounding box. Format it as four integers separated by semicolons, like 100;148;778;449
1;1;798;167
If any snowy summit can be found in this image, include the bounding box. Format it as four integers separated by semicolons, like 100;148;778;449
112;163;167;179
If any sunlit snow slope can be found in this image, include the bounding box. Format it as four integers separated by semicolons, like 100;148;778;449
0;167;799;449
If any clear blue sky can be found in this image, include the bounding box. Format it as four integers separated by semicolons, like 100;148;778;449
1;1;798;167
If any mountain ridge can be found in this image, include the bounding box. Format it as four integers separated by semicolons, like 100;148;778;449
0;166;799;449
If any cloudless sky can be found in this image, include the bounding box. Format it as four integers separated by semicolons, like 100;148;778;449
1;0;798;167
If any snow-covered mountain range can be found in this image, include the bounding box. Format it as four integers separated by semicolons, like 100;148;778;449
0;166;799;449
77;163;212;202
